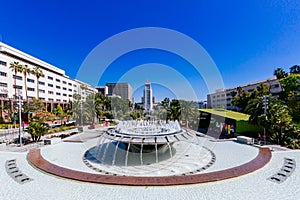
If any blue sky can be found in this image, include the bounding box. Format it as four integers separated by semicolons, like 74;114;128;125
1;0;300;101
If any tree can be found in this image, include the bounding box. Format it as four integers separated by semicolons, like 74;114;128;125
0;102;13;122
179;100;198;129
236;86;243;97
279;74;300;97
169;99;181;121
232;90;251;112
230;91;237;98
160;98;171;121
26;121;50;142
83;94;97;125
245;97;264;125
274;68;288;79
23;97;45;113
32;66;44;99
268;102;292;145
53;105;65;125
9;61;23;99
21;64;33;100
290;65;300;74
257;83;270;96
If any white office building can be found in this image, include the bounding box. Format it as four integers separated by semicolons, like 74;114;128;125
0;42;96;120
207;78;283;110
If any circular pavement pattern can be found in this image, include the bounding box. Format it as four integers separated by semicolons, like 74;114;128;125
27;147;271;186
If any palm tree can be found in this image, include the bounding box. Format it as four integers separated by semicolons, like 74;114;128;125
21;64;32;100
32;66;44;99
274;68;287;79
169;99;181;121
236;86;243;97
290;65;300;74
9;61;23;99
245;97;263;124
180;100;198;128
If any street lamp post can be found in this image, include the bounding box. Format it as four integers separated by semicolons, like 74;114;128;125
80;100;83;126
262;95;268;145
18;94;22;146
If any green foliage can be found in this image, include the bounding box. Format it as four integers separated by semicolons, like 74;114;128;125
279;74;300;98
25;122;50;142
47;125;76;134
232;90;251;112
0;124;19;129
111;97;131;119
274;68;288;79
290;65;300;74
179;100;199;129
23;98;45;113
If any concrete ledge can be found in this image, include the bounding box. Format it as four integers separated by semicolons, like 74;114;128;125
44;138;62;145
237;136;254;144
0;143;6;151
27;147;271;186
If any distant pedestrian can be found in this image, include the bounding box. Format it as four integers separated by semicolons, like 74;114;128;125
257;132;261;145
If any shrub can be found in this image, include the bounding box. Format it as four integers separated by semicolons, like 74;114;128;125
0;124;19;129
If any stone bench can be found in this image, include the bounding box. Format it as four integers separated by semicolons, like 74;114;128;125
237;136;254;144
44;137;62;145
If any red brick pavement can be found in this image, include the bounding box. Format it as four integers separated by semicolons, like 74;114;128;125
27;147;271;186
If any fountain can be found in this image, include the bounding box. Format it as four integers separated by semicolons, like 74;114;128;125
27;119;272;186
83;120;216;176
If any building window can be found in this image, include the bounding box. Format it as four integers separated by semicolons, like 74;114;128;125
74;90;77;93
74;84;77;87
0;71;7;77
39;81;45;85
56;99;61;102
68;83;72;86
27;87;35;91
0;82;8;87
48;83;53;87
68;95;72;97
39;97;45;100
56;92;61;95
68;88;72;92
63;100;67;102
0;60;7;66
63;93;67;96
13;75;22;80
56;78;60;82
39;89;45;93
56;86;61;89
13;85;22;89
270;84;280;89
27;78;35;83
63;87;67;90
48;76;53;80
48;91;54;94
0;93;8;98
48;98;54;101
62;81;67;84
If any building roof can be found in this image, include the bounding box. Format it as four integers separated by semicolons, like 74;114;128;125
199;108;250;121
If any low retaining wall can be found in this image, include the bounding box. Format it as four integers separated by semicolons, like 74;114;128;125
27;147;271;186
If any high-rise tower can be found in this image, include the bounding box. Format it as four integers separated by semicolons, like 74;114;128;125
143;80;153;112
